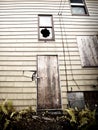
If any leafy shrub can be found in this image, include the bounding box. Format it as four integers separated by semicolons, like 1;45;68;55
0;99;15;130
0;100;97;130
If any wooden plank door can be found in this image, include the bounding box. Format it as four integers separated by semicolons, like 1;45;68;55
37;55;61;110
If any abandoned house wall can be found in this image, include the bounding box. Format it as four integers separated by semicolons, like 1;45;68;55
0;0;98;109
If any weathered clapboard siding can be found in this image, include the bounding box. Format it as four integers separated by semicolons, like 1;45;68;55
0;0;98;109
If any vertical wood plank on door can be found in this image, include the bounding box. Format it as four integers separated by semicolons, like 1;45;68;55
37;55;61;109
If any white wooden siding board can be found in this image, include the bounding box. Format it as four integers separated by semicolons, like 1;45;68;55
0;29;97;34
68;86;98;91
0;66;36;71
60;80;98;86
0;1;61;3
0;20;98;24
0;4;68;7
8;100;35;106
0;56;80;61
0;82;35;87
0;8;69;11
0;76;32;82
0;52;80;56
0;87;36;93
2;0;67;2
1;34;98;39
0;23;98;28
0;93;36;100
59;60;81;65
15;106;36;110
0;44;78;48
62;32;98;36
0;1;64;4
62;98;68;105
60;69;98;75
0;71;23;76
0;66;83;71
0;28;35;32
0;48;78;52
54;26;98;30
0;5;61;7
0;61;36;66
0;8;70;11
61;85;98;92
0;17;98;22
58;55;80;60
60;75;98;80
0;56;36;61
0;12;70;16
59;65;82;70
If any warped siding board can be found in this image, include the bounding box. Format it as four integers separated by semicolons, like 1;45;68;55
0;0;98;109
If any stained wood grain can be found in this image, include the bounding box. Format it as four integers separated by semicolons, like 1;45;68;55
77;36;98;67
37;55;61;109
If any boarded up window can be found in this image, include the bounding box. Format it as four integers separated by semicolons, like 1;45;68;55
68;91;98;109
84;91;98;109
68;92;85;109
77;36;98;67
